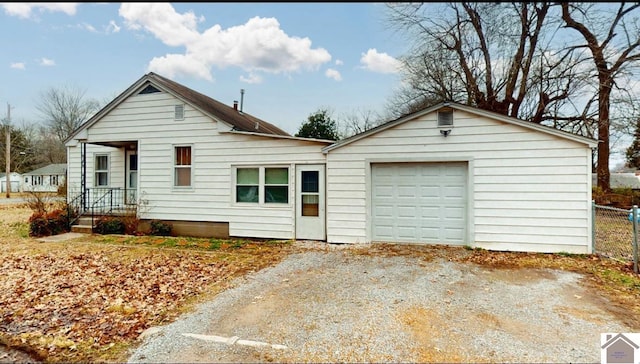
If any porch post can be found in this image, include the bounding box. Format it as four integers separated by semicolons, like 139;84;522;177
81;142;87;209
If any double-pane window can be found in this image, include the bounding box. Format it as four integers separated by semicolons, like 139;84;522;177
235;167;289;204
236;168;259;203
95;154;109;187
174;146;192;187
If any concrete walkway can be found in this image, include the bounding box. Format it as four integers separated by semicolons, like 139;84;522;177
36;232;89;243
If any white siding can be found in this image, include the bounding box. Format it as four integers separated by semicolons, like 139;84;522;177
326;109;593;254
70;91;326;240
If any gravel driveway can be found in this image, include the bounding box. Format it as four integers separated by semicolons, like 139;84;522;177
127;243;634;363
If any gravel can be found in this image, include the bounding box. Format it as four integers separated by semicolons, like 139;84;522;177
127;243;633;363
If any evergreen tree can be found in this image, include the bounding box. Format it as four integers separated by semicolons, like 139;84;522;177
295;109;340;141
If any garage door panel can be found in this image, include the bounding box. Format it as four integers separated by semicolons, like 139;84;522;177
372;162;467;245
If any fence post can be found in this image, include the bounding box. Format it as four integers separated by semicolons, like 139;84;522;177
592;200;596;254
634;205;639;274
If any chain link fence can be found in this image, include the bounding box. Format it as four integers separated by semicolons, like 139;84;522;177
593;202;638;273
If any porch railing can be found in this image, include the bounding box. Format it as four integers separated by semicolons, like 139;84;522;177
67;188;137;230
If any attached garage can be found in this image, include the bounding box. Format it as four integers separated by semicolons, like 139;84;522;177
371;162;467;245
322;101;597;254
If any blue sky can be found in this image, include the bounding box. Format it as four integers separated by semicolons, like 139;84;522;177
0;2;408;135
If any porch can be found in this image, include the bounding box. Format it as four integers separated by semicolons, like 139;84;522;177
67;140;139;232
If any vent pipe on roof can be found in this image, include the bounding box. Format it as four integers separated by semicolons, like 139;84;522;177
233;100;238;110
240;89;245;112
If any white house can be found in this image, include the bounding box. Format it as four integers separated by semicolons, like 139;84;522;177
23;164;67;192
65;72;597;254
0;172;22;193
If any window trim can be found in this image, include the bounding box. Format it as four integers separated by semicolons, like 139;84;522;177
173;144;193;189
232;165;291;206
94;153;110;187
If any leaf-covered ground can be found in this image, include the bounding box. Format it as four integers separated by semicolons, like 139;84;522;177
0;205;295;363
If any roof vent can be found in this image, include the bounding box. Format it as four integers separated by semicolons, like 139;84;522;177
233;101;238;110
437;108;454;127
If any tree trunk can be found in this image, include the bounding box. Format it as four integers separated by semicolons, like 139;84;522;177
597;77;612;192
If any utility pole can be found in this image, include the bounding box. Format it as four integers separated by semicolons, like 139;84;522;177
5;103;10;198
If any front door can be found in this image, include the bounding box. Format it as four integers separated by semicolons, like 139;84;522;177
125;150;138;204
295;164;325;240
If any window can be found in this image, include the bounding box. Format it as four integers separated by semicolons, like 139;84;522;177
235;166;289;204
301;171;319;216
33;176;42;186
175;104;184;120
95;154;109;187
50;175;58;186
265;168;288;204
174;146;192;187
236;168;259;203
437;109;453;127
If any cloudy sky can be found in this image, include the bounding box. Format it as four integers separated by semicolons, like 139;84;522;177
0;2;407;135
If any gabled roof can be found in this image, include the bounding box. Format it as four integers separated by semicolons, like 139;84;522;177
65;72;289;144
24;163;67;176
322;101;598;153
601;333;639;349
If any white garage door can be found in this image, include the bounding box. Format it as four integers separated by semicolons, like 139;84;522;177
372;162;467;245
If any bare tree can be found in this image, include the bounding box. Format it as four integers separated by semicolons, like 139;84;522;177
385;2;587;121
339;108;385;138
561;2;640;192
36;85;100;142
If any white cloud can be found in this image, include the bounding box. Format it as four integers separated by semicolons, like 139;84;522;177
78;22;97;33
40;58;55;66
106;20;121;34
360;48;401;74
119;3;332;81
240;73;263;84
335;59;343;66
325;68;342;81
10;62;25;70
0;3;78;19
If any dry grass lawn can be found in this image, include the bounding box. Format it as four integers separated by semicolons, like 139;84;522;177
0;204;296;363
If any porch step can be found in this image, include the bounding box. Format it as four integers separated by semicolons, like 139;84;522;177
76;216;93;226
71;225;93;234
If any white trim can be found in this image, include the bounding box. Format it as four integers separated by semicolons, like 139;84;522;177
222;130;335;144
172;144;194;190
94;153;110;187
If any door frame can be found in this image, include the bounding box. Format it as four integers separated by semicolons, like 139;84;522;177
295;164;326;241
125;149;138;205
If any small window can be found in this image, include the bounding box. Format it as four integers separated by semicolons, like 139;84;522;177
175;105;184;120
95;154;109;187
236;168;259;203
174;146;192;187
265;168;289;204
437;110;453;127
50;175;58;186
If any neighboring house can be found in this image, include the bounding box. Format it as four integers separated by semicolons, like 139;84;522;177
0;172;22;193
23;164;67;192
65;72;597;254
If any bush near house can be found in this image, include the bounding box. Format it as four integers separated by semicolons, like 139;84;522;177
94;216;126;235
149;220;172;236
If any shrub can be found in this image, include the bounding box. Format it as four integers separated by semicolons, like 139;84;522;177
149;220;172;236
28;207;76;237
28;212;51;237
94;216;125;235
